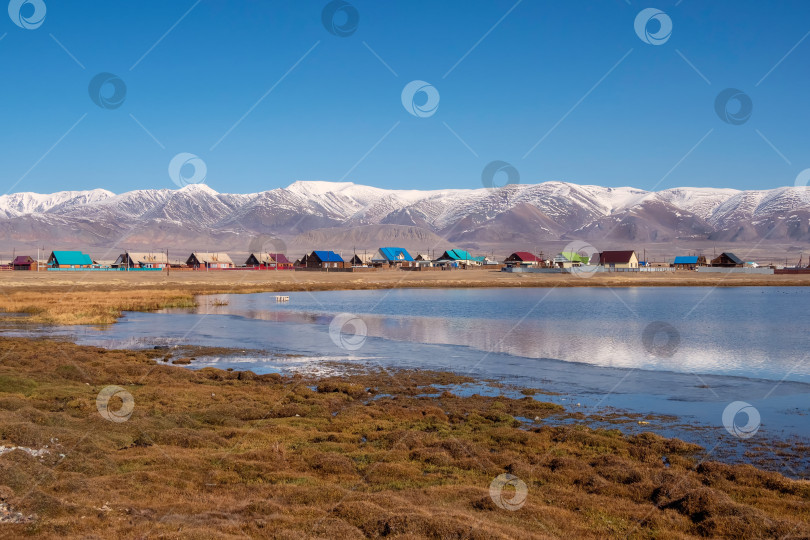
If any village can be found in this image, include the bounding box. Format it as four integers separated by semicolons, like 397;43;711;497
2;247;806;275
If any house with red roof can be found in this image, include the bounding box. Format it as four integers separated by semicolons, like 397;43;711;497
12;255;36;271
504;251;544;267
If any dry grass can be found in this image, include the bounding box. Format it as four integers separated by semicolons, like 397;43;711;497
0;290;197;325
2;269;810;325
0;337;807;538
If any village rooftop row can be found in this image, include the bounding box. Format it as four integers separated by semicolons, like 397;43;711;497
1;247;787;272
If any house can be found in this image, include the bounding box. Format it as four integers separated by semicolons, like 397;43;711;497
269;253;292;269
371;247;415;267
553;252;591;268
245;253;293;268
186;252;234;269
306;250;344;269
436;249;474;267
673;255;707;270
12;255;36;271
504;252;543;267
711;252;743;267
349;253;373;266
47;251;93;268
245;253;273;266
412;253;434;267
599;250;639;269
115;252;169;268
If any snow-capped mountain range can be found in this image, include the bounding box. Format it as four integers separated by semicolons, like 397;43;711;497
2;180;810;256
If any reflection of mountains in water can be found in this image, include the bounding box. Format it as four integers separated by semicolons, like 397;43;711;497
187;303;779;379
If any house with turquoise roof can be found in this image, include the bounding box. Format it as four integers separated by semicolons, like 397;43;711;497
47;251;93;268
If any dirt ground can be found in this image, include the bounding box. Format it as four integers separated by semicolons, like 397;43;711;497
2;267;810;293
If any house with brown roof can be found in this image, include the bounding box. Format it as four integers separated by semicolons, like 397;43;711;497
245;253;293;268
349;253;373;266
115;252;169;268
599;250;639;269
710;252;743;267
186;252;234;269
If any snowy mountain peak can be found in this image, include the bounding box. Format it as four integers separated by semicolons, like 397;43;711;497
2;181;810;251
287;180;357;196
177;183;218;195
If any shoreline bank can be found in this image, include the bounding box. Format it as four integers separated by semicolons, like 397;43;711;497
0;336;807;538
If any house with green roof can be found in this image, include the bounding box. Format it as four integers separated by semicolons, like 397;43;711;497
47;251;93;268
553;251;592;268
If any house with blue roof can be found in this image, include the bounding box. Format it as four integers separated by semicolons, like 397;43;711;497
436;249;478;267
47;251;93;268
673;255;706;270
306;250;345;269
371;247;415;267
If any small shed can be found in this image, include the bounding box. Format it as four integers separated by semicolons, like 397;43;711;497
306;251;344;269
711;252;743;267
599;250;639;269
12;255;36;271
47;251;93;268
186;252;234;269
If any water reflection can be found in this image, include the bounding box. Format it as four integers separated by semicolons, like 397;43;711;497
163;287;809;383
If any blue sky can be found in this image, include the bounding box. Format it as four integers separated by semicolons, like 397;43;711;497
1;0;809;194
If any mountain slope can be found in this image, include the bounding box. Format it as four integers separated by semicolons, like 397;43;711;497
2;180;809;256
